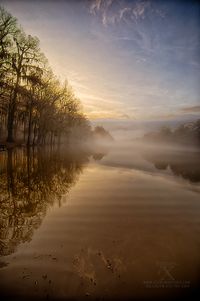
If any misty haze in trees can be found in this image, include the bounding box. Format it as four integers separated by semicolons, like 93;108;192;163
0;7;92;146
143;119;200;148
93;126;114;142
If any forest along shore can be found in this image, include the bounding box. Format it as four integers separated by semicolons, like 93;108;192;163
0;7;113;149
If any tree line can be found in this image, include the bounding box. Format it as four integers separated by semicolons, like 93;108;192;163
143;119;200;147
0;6;91;146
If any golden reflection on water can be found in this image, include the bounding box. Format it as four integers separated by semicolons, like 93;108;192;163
0;147;92;256
0;145;200;300
143;148;200;183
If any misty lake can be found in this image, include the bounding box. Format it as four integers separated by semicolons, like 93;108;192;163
0;142;200;300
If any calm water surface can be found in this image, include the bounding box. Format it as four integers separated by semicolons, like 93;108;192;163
0;142;200;300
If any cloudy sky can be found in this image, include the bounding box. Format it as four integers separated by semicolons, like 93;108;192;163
1;0;200;121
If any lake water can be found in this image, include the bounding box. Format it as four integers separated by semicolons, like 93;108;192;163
0;142;200;300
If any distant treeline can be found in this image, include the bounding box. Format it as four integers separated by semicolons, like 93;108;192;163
93;126;114;141
143;119;200;147
0;7;91;145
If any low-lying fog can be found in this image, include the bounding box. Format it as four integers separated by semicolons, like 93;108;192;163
90;119;200;186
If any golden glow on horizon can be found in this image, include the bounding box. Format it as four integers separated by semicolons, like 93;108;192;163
68;78;133;120
4;0;198;122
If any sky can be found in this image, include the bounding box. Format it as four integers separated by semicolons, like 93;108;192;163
1;0;200;122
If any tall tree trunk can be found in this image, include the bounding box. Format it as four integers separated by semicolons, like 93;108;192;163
58;133;61;146
33;122;37;145
50;131;53;145
27;105;33;146
7;102;15;143
23;119;26;143
7;148;14;194
7;73;20;143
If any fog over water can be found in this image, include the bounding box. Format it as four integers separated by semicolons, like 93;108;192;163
0;132;200;300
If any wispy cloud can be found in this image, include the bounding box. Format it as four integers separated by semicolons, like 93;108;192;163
89;0;164;26
88;0;168;62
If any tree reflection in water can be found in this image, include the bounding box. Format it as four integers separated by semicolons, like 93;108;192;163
144;149;200;183
0;147;91;256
